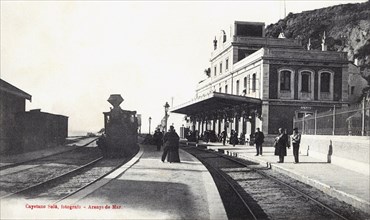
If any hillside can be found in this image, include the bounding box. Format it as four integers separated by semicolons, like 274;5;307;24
265;1;370;66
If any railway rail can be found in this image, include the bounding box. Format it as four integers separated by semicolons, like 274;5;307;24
0;147;102;199
0;137;98;171
1;157;103;200
5;157;130;203
182;145;368;220
0;135;143;204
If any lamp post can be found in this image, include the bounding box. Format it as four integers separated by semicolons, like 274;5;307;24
164;102;170;132
149;117;152;135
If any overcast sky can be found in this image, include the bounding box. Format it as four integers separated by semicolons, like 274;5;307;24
1;0;366;135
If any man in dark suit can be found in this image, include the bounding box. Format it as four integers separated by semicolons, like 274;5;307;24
254;128;265;156
274;128;289;163
221;130;227;146
153;128;163;151
291;127;301;163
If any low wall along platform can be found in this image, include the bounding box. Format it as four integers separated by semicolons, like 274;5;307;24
300;135;369;176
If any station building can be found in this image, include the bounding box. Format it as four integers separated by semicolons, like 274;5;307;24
0;79;32;153
171;21;349;140
0;79;68;154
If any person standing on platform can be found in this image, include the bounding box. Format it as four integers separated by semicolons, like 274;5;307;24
153;128;163;151
221;130;227;146
254;128;265;156
291;127;301;163
239;132;246;145
230;130;238;147
274;128;289;163
161;125;180;163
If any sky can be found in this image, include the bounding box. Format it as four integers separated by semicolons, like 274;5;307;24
1;0;367;136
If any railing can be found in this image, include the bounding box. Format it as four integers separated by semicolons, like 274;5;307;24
293;98;370;136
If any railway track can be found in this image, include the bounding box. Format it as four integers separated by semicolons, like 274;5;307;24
5;157;130;203
0;137;98;171
1;157;103;200
0;147;102;199
1;146;136;203
182;145;368;220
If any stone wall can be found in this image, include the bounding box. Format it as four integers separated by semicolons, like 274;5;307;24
300;135;369;175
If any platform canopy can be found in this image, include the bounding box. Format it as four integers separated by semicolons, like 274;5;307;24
170;92;261;116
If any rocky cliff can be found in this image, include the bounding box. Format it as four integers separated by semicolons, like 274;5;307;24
265;1;370;67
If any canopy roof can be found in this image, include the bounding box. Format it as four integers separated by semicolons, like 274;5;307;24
171;92;261;115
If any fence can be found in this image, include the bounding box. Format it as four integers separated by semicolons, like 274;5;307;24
293;99;370;136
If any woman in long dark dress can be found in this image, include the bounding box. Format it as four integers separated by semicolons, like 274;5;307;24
274;128;289;163
162;125;180;163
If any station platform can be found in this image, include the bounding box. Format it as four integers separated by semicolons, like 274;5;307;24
47;143;227;220
190;141;370;214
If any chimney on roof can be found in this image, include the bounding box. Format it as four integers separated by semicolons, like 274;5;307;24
307;38;311;50
354;58;359;66
213;37;217;50
30;109;41;113
321;32;327;51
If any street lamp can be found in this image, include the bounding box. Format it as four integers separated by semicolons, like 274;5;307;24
164;102;170;132
149;117;152;135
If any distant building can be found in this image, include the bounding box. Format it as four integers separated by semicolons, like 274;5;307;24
171;21;349;139
348;63;369;103
16;109;68;153
0;79;68;154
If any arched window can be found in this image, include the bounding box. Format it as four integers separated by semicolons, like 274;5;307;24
280;70;291;91
252;74;256;92
243;77;247;88
301;72;310;92
225;85;228;94
320;72;330;92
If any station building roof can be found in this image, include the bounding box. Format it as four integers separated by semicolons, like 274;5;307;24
0;79;32;101
170;92;261;116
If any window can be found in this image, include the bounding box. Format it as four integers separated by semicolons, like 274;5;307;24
351;86;355;95
243;77;247;88
219;87;222;93
301;72;310;92
252;74;256;92
247;76;250;94
280;70;291;91
320;72;330;92
225;85;228;94
225;59;229;71
236;80;240;95
220;62;223;74
214;66;217;76
318;70;333;100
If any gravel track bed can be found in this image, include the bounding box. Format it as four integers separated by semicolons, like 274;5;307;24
28;147;102;165
183;146;370;220
21;158;126;201
0;147;102;197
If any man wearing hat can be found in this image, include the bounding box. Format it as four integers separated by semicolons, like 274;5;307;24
291;127;301;163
